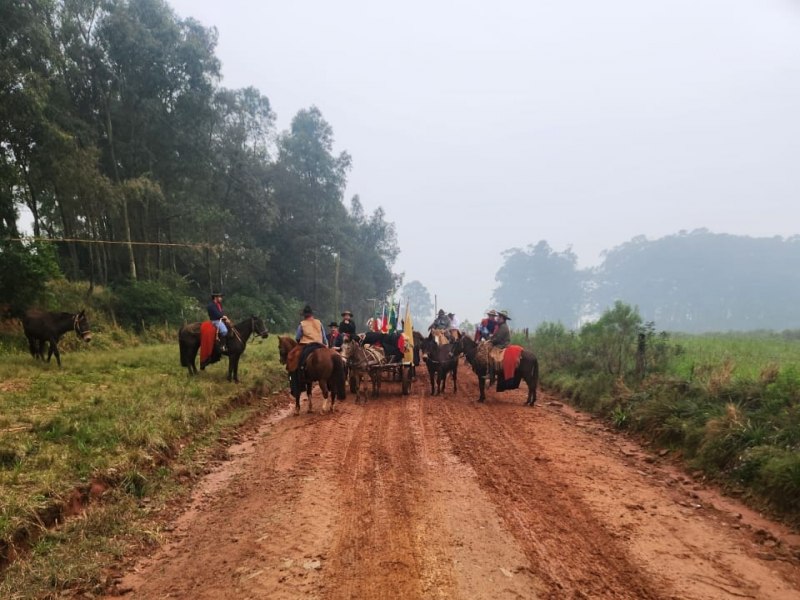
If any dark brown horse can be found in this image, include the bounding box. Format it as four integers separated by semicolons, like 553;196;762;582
418;333;460;396
460;335;539;406
178;316;268;382
278;336;346;414
22;309;92;367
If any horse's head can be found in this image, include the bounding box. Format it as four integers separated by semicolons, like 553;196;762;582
252;315;269;339
277;335;297;365
74;310;92;343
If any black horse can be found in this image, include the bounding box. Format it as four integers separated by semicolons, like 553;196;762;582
460;335;539;406
418;333;460;396
178;316;269;382
22;309;92;367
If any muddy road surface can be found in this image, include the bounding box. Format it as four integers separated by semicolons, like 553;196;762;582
113;374;800;599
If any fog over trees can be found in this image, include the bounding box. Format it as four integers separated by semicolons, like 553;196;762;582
1;0;397;326
3;2;797;334
494;230;800;333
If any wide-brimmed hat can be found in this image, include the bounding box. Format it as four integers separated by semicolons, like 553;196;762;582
341;310;353;317
328;321;339;328
447;312;454;317
301;304;314;316
497;310;511;320
486;309;498;316
210;291;224;299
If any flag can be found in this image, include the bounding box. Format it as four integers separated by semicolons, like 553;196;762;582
403;301;414;363
381;303;388;333
389;302;398;333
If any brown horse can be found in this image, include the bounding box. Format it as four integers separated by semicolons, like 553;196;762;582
277;336;346;414
460;335;539;406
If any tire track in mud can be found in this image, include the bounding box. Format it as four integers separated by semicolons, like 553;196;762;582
429;381;667;600
113;373;800;600
326;397;429;599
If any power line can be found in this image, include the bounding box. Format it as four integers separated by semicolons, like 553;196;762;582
2;236;219;251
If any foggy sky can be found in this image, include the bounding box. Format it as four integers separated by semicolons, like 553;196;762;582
168;0;800;323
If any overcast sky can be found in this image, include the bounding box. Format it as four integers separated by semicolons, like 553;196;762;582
168;0;800;322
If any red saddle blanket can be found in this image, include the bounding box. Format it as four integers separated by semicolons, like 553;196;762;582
503;345;524;381
200;321;218;364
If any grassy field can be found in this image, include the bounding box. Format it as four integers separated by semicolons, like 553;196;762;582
529;325;800;524
671;332;800;381
0;334;286;598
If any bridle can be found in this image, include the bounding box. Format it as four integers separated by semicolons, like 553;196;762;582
73;313;91;338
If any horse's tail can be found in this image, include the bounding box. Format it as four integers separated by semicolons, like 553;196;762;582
527;352;540;387
179;329;190;367
332;354;347;400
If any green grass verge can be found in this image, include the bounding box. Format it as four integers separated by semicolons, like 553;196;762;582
0;335;286;598
528;330;800;524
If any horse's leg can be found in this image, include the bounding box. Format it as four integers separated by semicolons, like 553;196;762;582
320;381;330;413
477;374;486;403
49;338;61;367
290;372;301;415
453;364;458;393
306;381;314;413
189;343;199;375
229;352;241;383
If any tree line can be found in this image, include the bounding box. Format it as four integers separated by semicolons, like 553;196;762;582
494;230;800;333
0;0;398;329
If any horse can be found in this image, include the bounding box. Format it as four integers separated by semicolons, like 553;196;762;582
418;332;460;396
340;337;379;403
178;316;268;382
460;335;539;406
22;309;92;367
277;336;346;414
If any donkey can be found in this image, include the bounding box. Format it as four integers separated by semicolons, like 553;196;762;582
418;333;460;396
22;309;92;367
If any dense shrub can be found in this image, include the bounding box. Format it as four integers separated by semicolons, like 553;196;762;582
526;304;800;522
112;278;199;331
0;241;61;315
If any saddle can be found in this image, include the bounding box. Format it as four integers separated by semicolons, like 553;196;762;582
286;342;326;372
488;344;524;387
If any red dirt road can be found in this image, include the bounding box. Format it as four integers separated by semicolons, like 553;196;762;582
114;375;800;599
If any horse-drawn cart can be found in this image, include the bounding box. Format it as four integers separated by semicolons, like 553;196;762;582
342;332;414;400
368;356;413;396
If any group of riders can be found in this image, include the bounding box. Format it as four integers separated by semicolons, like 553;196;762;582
206;291;512;374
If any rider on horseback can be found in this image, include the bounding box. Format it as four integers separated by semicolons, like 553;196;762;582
431;309;451;330
475;309;499;342
486;310;511;379
339;310;356;341
295;305;328;363
293;305;328;401
207;292;230;354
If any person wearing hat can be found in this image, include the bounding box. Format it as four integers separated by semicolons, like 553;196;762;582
295;305;328;347
327;321;343;350
475;309;498;342
489;310;511;348
431;309;451;330
487;310;511;380
339;310;356;340
207;292;230;350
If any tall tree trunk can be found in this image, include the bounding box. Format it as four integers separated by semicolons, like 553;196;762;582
104;96;136;279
